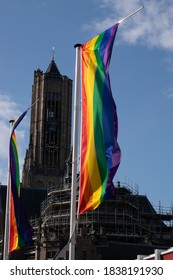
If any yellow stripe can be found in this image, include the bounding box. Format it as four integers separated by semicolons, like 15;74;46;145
83;36;103;208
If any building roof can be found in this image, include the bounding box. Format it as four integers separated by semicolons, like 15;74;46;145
45;59;61;77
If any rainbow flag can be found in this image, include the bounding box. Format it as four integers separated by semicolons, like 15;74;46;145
78;23;121;215
9;109;32;253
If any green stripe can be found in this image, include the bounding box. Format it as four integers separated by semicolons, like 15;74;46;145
18;234;26;248
93;33;108;200
12;138;20;195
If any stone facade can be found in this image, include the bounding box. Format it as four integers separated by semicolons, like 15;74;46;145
22;59;72;189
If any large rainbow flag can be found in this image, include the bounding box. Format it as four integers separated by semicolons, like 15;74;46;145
9;109;32;253
78;23;121;215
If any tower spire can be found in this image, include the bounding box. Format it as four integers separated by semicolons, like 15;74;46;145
52;46;55;61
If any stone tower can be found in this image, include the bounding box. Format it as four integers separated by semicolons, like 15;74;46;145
22;57;72;188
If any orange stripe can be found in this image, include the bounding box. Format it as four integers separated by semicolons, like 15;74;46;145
9;191;18;252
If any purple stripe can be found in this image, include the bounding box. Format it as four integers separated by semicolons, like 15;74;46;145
103;24;119;74
12;108;29;133
98;23;121;199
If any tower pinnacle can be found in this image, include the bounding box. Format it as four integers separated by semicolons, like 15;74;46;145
52;47;55;61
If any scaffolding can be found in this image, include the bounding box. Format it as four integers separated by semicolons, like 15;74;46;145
22;181;173;260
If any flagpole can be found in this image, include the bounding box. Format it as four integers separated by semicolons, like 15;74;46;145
118;6;144;24
69;43;82;260
68;6;144;260
3;120;14;260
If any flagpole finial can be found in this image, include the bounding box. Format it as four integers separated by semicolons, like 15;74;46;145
74;44;82;48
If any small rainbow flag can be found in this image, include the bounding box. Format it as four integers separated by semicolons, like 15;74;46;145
9;109;32;253
78;23;121;215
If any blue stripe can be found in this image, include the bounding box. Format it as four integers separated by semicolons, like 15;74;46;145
100;27;116;169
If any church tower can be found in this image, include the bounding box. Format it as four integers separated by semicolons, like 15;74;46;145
22;56;72;188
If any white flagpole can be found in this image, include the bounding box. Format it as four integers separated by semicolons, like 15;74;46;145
69;44;82;260
68;6;144;260
3;120;14;260
118;6;144;24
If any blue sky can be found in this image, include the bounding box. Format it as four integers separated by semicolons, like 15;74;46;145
0;0;173;209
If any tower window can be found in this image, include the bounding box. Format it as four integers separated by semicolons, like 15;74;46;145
48;111;54;118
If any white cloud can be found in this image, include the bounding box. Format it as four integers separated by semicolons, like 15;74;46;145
84;0;173;52
0;164;7;185
0;93;29;184
0;93;21;121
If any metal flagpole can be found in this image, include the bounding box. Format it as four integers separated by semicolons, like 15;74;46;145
68;6;143;260
118;6;144;24
69;43;82;260
3;120;14;260
2;102;36;260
